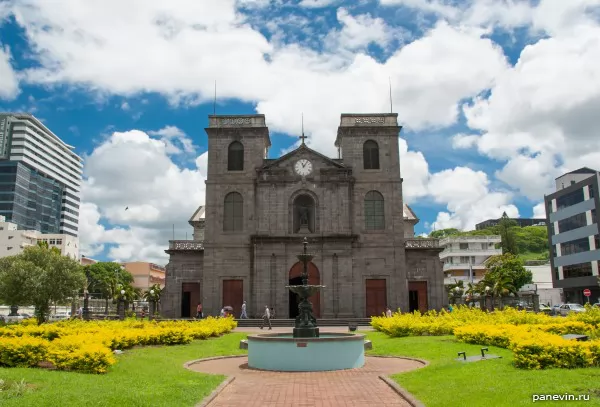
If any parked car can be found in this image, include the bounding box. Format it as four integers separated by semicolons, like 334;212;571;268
49;311;71;321
551;304;563;316
4;314;31;323
538;304;552;315
559;303;586;316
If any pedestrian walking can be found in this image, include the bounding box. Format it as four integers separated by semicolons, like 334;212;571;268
196;303;203;319
260;305;272;330
240;301;248;319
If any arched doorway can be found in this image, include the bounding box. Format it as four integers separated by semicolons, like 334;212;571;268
289;261;321;318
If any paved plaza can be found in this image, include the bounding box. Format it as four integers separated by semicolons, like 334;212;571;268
187;355;424;407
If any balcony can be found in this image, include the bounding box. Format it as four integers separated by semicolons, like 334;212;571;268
405;238;440;249
167;240;204;251
444;276;483;285
443;263;487;271
439;248;501;259
439;235;501;246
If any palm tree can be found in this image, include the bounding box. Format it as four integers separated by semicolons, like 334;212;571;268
481;273;517;309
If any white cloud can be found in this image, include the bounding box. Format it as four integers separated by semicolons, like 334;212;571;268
79;130;207;264
428;167;519;230
532;202;546;219
299;0;338;8
451;133;479;149
399;137;429;203
462;22;600;197
148;125;196;155
0;45;19;99
324;8;397;52
6;1;507;158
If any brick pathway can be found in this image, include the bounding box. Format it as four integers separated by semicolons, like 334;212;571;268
188;356;423;407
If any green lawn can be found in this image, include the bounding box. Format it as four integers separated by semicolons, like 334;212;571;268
2;331;599;406
367;332;600;407
0;332;248;407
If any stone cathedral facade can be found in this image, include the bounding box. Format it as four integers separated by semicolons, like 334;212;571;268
162;113;446;319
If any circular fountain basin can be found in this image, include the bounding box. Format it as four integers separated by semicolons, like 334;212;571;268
246;332;366;372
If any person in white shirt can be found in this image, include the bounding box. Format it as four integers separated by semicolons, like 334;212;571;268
240;301;248;319
385;307;392;317
260;305;272;330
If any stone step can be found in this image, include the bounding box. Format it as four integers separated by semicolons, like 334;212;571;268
235;318;372;327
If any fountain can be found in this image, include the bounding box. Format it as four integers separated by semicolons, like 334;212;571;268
242;238;371;371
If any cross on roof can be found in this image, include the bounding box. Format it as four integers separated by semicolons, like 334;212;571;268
299;132;307;144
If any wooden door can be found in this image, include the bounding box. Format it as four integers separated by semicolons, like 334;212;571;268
181;282;200;318
408;281;428;313
289;262;321;318
365;279;387;317
222;279;243;317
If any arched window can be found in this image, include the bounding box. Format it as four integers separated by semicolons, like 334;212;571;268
364;191;384;230
363;140;380;170
293;194;315;233
224;192;243;231
228;141;244;171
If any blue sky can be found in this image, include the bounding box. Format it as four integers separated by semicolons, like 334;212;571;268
0;0;599;264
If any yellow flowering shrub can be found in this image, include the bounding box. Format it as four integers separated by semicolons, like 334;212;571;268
0;316;236;374
373;306;600;370
0;336;48;367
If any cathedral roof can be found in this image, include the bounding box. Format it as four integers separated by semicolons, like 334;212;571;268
403;204;419;223
261;143;345;170
189;205;205;222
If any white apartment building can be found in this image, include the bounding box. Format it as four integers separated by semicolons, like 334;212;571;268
0;113;82;237
0;216;79;259
439;235;502;285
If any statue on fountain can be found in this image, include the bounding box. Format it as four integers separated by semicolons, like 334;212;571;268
286;237;324;338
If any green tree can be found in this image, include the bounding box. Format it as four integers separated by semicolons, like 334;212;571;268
0;257;37;314
85;262;133;314
429;228;460;239
485;253;532;291
497;212;519;255
0;245;85;324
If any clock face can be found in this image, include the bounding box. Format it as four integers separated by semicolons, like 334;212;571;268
294;159;313;176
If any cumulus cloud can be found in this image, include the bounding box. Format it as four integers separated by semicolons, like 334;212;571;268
428;167;519;230
532;202;546;219
6;1;508;158
79;129;207;264
0;45;19;99
461;22;600;197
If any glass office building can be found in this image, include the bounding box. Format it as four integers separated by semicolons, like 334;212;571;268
545;167;600;304
0;113;82;237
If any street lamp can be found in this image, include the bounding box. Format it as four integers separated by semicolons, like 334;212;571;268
149;289;156;320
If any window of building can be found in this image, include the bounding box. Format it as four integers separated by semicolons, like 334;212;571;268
557;212;588;234
223;192;243;231
7;246;12;250
562;262;593;279
556;188;585;210
363;140;380;170
364;191;384;230
554;267;559;280
7;235;13;240
592;209;597;224
49;239;56;245
459;243;469;250
56;239;62;245
595;234;599;251
590;184;595;199
227;141;244;171
560;237;590;256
